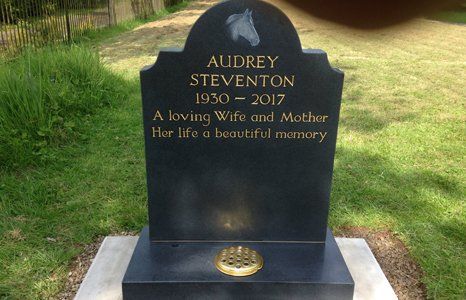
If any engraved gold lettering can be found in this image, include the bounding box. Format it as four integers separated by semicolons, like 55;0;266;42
199;74;209;86
233;55;244;68
207;56;219;68
256;56;265;68
271;75;283;87
211;74;220;86
251;112;274;122
280;112;329;123
235;75;245;87
205;55;279;69
275;131;328;143
259;75;269;87
189;73;295;88
178;127;199;138
167;53;332;144
221;74;235;86
268;56;279;68
214;110;247;122
220;55;231;68
319;132;328;143
152;110;164;121
246;75;258;87
283;75;295;87
169;110;211;127
190;74;199;86
246;55;255;68
215;128;271;139
152;127;174;138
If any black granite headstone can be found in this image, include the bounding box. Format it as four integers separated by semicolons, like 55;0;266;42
123;0;354;299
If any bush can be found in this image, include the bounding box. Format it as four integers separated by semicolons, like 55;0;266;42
0;46;128;169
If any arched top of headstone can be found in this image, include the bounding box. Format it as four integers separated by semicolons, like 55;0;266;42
140;0;344;242
184;0;302;54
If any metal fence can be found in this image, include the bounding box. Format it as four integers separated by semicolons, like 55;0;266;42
0;0;180;53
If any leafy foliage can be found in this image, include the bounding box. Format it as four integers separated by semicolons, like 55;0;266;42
0;46;128;168
0;0;108;23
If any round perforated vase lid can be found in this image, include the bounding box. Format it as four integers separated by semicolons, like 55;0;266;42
214;246;263;277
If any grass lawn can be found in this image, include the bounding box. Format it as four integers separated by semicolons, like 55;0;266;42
432;10;466;24
430;5;466;24
1;0;465;299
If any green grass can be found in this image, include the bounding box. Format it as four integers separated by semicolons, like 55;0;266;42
0;0;191;169
430;7;466;24
0;83;146;299
0;0;465;299
0;46;128;169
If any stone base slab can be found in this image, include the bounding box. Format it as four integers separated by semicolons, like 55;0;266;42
75;234;397;300
122;227;354;299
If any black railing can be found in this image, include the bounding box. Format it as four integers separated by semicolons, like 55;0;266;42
0;0;180;53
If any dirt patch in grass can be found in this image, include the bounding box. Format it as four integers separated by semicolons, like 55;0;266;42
100;0;216;75
57;237;104;300
335;227;427;300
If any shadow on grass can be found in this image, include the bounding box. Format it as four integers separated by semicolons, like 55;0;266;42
340;106;416;133
333;146;461;203
331;146;463;240
330;146;465;296
340;107;388;132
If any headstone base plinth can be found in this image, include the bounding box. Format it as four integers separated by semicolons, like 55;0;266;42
122;227;354;299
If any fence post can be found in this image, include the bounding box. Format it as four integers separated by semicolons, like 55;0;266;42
0;2;7;51
108;0;116;25
64;1;71;43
